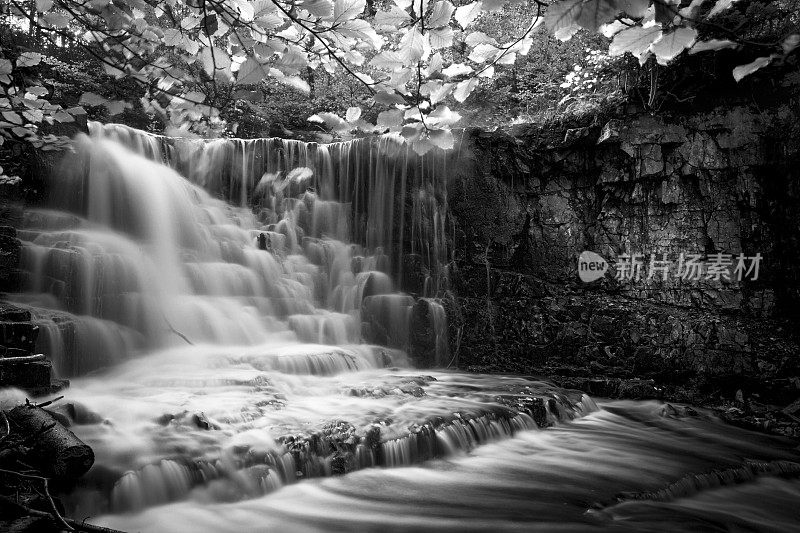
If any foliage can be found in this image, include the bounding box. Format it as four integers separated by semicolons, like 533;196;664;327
0;0;797;163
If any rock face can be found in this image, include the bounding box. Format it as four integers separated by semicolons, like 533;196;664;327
444;103;800;409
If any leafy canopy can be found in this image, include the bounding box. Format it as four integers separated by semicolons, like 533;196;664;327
1;0;797;158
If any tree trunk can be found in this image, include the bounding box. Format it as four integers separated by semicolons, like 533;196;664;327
7;403;94;480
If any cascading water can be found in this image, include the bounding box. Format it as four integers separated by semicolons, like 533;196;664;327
5;125;800;532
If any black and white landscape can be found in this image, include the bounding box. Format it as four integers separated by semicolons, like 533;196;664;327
1;1;800;532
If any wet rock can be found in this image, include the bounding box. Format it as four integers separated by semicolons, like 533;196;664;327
47;402;104;426
0;321;38;353
620;379;659;400
597;119;621;144
0;228;21;292
191;412;220;430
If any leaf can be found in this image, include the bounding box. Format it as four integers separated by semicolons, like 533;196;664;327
428;128;454;150
429;27;454;49
308;111;350;132
428;1;455;27
454;1;483;29
302;0;334;18
688;39;736;55
420;79;442;96
679;0;707;18
12;126;30;137
182;37;201;55
545;0;619;34
453;77;478;102
278;46;309;70
375;6;412;28
617;0;649;18
346;106;362;122
163;28;183;46
370;50;406;71
411;137;436;155
404;107;423;122
429;82;454;104
652;27;697;65
181;16;201;30
554;24;581;42
465;31;498;47
35;0;53;10
25;86;48;97
399;26;428;64
496;51;516;65
345;50;366;65
17;52;42;68
654;0;677;24
377;109;404;129
388;68;414;90
253;0;279;16
374;91;406;105
426;53;444;75
22;109;43;123
334;0;366;21
79;92;107;106
428;105;461;126
237;58;266;85
442;62;473;77
600;20;627;38
732;56;774;82
609;24;662;60
401;122;424;142
201;13;219;36
708;0;738;19
2;111;22;124
338;19;383;49
234;0;255;21
183;91;206;103
41;12;69;28
52;110;74;123
269;68;311;94
509;31;537;55
468;43;500;63
482;0;505;12
201;47;232;76
103;63;125;80
0;60;11;75
783;34;800;55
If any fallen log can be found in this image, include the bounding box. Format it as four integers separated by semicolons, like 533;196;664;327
6;403;94;480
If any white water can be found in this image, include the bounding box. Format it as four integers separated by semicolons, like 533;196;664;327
91;401;800;532
6;125;798;531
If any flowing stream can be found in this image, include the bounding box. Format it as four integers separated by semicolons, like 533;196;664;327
5;124;800;532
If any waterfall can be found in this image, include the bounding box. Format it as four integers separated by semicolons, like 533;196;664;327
9;123;452;375
9;124;792;533
6;123;613;521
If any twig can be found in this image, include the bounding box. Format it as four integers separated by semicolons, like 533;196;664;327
164;316;194;345
0;410;9;444
0;468;73;531
34;396;64;409
43;476;74;531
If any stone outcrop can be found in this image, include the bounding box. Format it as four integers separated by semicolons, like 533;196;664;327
444;102;800;423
